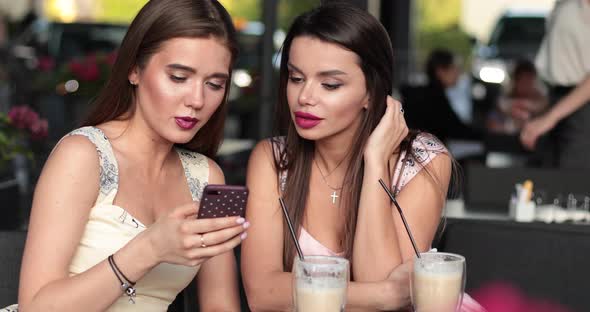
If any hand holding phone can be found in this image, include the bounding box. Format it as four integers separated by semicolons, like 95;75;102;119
198;184;249;219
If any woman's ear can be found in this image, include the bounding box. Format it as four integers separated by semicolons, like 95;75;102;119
128;67;139;85
362;94;370;110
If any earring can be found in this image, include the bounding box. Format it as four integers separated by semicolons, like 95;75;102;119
129;80;137;86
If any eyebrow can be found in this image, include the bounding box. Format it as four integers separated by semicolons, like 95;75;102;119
287;63;347;77
166;63;229;79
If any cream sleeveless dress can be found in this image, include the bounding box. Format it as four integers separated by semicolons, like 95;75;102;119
3;126;209;312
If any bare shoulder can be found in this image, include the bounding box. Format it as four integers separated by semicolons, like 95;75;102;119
35;134;102;213
46;134;101;181
247;139;280;190
206;157;225;184
248;138;279;169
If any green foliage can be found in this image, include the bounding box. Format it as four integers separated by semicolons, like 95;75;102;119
220;0;320;31
277;0;320;30
416;0;462;32
221;0;262;20
416;0;473;69
94;0;147;23
417;26;473;70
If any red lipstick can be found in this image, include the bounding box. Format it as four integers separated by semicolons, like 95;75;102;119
294;111;323;129
175;116;199;130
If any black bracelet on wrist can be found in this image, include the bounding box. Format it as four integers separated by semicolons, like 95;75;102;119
108;254;137;304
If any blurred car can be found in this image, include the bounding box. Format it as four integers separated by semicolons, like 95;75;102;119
470;8;548;125
12;19;127;68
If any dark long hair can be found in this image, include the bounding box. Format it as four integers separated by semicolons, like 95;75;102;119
82;0;237;158
273;4;432;270
426;48;455;88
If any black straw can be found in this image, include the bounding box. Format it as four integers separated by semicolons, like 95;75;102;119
378;179;421;259
279;197;305;261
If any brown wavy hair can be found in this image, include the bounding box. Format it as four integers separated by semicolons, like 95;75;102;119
82;0;238;158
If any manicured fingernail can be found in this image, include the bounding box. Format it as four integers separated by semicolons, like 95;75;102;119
243;221;250;229
241;232;248;240
236;217;245;224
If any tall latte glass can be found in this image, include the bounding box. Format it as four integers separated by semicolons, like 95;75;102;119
292;256;349;312
411;252;466;312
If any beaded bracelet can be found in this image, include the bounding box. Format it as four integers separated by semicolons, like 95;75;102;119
108;255;137;304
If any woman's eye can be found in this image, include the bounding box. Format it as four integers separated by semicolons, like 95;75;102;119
289;76;303;83
207;81;224;90
170;75;187;82
322;83;341;90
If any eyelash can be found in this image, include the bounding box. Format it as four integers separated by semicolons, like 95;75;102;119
170;75;186;82
207;81;224;90
169;75;224;90
289;76;341;90
322;83;341;90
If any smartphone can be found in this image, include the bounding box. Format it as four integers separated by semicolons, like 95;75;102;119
198;184;249;219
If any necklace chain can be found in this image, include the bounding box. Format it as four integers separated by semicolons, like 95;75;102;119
313;158;344;191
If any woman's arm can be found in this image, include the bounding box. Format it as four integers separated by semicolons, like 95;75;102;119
240;140;291;311
392;153;451;261
19;137;247;311
353;97;409;281
521;75;590;149
18;136;158;311
354;150;451;282
241;140;409;312
196;160;241;311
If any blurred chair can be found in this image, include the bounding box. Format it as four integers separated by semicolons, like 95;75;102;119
0;231;26;307
437;218;590;312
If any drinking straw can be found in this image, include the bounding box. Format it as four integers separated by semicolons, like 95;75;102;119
378;179;421;259
279;197;305;261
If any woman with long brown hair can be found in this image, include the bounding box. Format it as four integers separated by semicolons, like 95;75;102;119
14;1;248;311
241;3;453;311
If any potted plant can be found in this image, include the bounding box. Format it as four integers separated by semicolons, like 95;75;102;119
0;105;48;229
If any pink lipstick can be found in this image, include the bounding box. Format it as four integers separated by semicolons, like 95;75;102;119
175;116;199;130
294;111;323;129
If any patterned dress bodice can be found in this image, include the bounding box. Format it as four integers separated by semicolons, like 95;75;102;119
65;126;209;311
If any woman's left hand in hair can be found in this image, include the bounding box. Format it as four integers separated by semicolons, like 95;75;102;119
364;96;409;166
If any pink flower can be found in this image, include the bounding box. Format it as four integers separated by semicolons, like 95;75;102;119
7;105;39;130
29;118;48;140
68;55;100;81
472;282;572;312
37;56;55;71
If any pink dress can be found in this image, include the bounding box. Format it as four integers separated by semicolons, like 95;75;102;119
279;133;486;312
298;133;448;257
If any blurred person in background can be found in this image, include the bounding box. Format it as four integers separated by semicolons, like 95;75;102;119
520;0;590;169
404;48;482;143
10;1;248;311
488;59;548;134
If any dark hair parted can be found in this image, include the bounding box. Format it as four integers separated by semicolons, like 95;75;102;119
273;3;438;270
426;48;455;85
82;0;237;158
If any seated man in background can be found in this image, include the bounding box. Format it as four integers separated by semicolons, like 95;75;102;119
488;59;548;134
403;49;482;143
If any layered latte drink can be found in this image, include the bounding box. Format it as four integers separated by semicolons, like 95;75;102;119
293;256;349;312
411;252;466;312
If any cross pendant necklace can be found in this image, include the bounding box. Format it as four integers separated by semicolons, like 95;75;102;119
314;158;346;205
330;191;339;204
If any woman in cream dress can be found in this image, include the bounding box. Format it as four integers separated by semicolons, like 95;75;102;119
12;1;249;311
